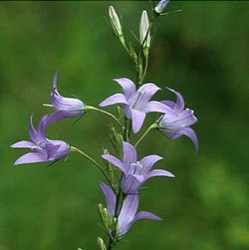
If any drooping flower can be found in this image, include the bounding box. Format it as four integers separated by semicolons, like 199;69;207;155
154;0;170;14
102;141;174;194
99;78;174;133
46;70;85;124
158;88;198;152
11;115;69;165
99;182;161;238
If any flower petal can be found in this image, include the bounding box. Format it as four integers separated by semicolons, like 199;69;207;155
46;110;84;125
29;115;44;144
37;115;49;138
114;78;136;100
133;211;162;223
101;154;124;172
161;100;175;109
43;139;69;161
52;89;84;111
159;109;197;131
145;169;175;181
121;174;143;194
14;152;47;165
145;101;175;114
171;128;198;153
99;182;116;216
11;140;36;149
131;109;146;133
166;87;185;111
137;83;160;103
52;69;59;90
99;93;128;107
51;70;84;111
118;194;139;237
139;155;163;174
122;142;137;171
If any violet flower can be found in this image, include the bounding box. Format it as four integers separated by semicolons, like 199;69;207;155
158;88;198;152
102;141;174;194
99;78;174;133
11;115;69;165
100;182;161;238
46;70;85;124
154;0;170;14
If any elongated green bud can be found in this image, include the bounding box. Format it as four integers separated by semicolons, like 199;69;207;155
98;204;114;230
108;6;125;45
139;10;151;49
97;237;107;250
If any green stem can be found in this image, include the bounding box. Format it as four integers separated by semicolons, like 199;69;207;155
135;123;158;148
107;189;124;250
70;146;110;184
139;52;149;85
123;118;131;142
86;105;122;126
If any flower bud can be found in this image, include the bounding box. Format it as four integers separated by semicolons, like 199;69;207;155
108;6;123;37
109;125;123;155
154;0;170;14
97;237;107;250
139;10;151;49
97;204;114;230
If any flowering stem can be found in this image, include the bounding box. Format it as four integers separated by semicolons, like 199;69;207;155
135;123;158;148
86;105;122;126
123;118;131;142
70;146;110;184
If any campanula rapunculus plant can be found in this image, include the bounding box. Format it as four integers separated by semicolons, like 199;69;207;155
99;78;174;133
11;1;199;249
11;115;69;165
102;141;174;194
46;70;85;124
99;182;161;238
158;88;198;152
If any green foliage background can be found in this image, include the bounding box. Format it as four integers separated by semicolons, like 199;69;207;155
1;1;249;249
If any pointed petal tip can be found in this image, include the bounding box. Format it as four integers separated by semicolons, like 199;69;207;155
53;69;59;89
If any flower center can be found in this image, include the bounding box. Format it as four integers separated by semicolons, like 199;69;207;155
129;161;143;175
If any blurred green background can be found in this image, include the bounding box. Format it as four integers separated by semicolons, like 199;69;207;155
1;1;249;249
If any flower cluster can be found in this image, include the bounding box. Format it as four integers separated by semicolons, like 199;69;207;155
11;2;198;250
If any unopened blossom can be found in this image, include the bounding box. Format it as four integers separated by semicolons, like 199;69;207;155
99;78;174;133
46;70;85;124
100;182;161;238
108;6;123;38
11;115;69;165
102;141;174;194
154;0;170;14
158;88;198;152
139;10;151;49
